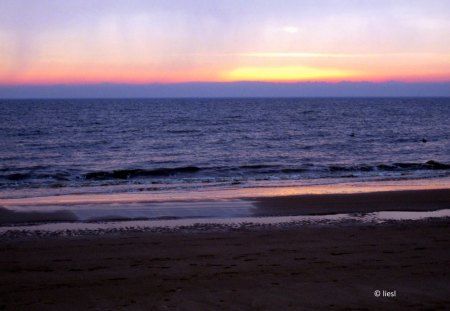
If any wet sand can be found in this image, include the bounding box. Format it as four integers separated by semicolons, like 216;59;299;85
253;188;450;216
1;219;449;310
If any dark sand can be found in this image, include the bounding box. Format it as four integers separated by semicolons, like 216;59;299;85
1;188;449;310
253;188;450;216
0;220;449;310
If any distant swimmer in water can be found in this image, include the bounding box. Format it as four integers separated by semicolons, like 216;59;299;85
422;138;427;143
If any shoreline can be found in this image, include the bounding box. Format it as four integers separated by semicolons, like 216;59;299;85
0;187;449;231
2;176;450;205
1;210;449;240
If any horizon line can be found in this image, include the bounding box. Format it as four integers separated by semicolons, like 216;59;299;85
1;81;450;99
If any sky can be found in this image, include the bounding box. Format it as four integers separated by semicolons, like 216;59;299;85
0;0;450;97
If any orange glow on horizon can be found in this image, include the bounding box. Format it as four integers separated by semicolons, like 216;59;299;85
2;72;450;85
1;52;449;85
2;72;449;86
0;65;225;85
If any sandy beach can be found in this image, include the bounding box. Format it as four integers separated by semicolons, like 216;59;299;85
1;189;450;311
1;221;449;311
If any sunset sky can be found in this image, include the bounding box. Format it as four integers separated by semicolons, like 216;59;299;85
1;0;450;95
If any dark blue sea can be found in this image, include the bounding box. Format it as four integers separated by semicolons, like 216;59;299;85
1;98;450;195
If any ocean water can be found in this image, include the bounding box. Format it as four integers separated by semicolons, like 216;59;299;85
1;97;450;193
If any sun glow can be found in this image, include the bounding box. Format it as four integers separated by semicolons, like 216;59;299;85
224;66;359;82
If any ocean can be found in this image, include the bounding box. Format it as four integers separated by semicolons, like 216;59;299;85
1;97;450;224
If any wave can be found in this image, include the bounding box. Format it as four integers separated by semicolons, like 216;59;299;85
5;173;30;181
84;166;202;180
4;172;70;181
1;161;449;184
166;129;202;134
239;165;278;169
80;160;450;180
329;160;450;172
